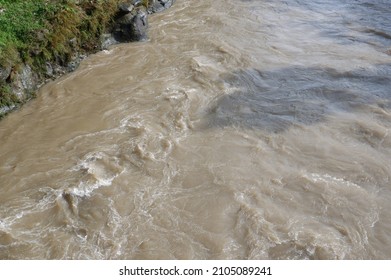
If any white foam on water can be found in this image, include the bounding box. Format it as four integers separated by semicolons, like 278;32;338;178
305;173;364;189
67;151;124;197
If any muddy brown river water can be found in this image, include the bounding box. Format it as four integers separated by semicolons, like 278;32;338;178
1;0;391;259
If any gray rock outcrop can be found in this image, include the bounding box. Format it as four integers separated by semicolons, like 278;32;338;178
147;0;175;14
104;0;176;46
113;6;149;42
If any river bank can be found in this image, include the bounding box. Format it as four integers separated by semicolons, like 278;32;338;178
0;0;175;118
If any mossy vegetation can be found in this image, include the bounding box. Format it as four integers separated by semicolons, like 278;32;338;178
0;0;129;68
0;83;19;107
0;0;148;117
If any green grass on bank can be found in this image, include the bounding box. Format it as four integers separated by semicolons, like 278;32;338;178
0;0;56;65
0;0;127;68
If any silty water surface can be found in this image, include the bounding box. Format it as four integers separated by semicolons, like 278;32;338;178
0;0;391;259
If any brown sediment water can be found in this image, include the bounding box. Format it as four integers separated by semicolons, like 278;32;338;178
1;0;391;259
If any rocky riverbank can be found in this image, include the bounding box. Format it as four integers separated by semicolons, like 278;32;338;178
0;0;175;118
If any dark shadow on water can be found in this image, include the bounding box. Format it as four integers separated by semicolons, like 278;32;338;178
204;65;391;133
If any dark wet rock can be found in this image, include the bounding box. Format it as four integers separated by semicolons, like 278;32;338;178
101;0;176;48
113;7;148;42
147;0;175;14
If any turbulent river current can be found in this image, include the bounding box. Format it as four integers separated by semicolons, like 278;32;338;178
1;0;391;259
